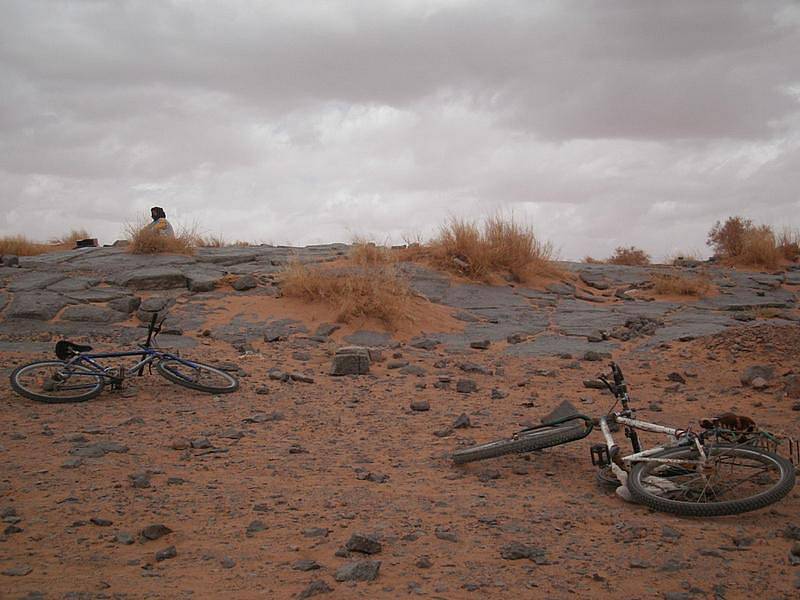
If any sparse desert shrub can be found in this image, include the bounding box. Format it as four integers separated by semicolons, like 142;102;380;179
738;226;781;269
280;262;412;327
583;256;603;264
428;215;559;282
0;235;48;256
777;227;800;261
608;246;651;266
707;216;753;259
350;238;393;266
125;221;196;255
707;216;783;268
651;271;710;297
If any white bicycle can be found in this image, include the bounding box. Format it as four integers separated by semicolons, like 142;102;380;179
452;363;797;517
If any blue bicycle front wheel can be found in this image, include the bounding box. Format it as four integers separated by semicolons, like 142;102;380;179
10;360;104;403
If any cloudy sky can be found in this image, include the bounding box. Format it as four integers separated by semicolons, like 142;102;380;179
1;0;799;260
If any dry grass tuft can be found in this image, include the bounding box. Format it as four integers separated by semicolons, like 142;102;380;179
737;227;782;269
280;262;412;327
50;229;91;246
0;235;49;256
777;227;800;261
707;216;785;269
350;238;394;266
427;215;559;282
197;235;227;248
125;220;197;255
608;246;651;266
583;256;603;264
651;271;711;297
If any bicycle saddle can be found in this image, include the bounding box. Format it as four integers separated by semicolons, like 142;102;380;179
55;340;93;360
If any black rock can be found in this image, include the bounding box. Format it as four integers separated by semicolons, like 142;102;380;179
334;560;381;582
232;275;257;291
491;388;508;399
470;339;490;350
293;559;322;571
298;580;334;598
345;533;382;555
246;520;267;537
500;542;546;563
90;517;113;527
140;524;172;541
155;545;177;561
220;556;236;569
115;532;135;545
452;413;471;429
456;379;478;394
410;399;430;412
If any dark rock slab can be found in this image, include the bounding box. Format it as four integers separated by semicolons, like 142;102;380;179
8;272;67;292
117;267;187;290
6;291;73;320
185;270;223;292
331;346;371;376
47;277;101;292
60;305;127;323
506;334;618;358
64;287;132;303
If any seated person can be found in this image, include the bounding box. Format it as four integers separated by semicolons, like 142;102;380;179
145;207;175;237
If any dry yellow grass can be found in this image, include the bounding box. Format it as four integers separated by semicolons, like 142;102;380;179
0;235;49;256
280;262;412;327
607;246;651;266
777;227;800;261
651;271;711;297
426;215;559;282
50;229;90;246
125;221;196;255
736;227;782;269
350;238;394;266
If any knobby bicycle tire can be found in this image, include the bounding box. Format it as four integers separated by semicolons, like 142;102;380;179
10;361;104;403
156;359;239;394
452;422;588;465
627;444;795;516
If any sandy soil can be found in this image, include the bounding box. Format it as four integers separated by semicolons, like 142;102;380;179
1;312;799;599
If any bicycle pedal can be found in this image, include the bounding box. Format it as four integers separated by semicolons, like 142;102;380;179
590;444;611;467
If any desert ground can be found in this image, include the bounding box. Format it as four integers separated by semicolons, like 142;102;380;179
1;245;799;599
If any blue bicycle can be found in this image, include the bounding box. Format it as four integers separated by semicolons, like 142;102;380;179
10;315;239;403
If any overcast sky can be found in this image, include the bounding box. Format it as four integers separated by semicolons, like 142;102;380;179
1;0;799;260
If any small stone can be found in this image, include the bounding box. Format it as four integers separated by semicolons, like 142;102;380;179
750;376;768;390
246;520;267;536
61;458;83;469
293;559;322;571
345;533;382;555
130;472;151;489
155;545;177;561
470;339;490;350
456;379;478;394
116;532;135;545
232;275;257;291
170;438;190;450
452;413;471;429
2;564;32;576
410;399;430;412
298;580;334;598
491;388;508;399
140;524;172;541
667;372;686;384
434;528;458;542
582;351;604;362
415;556;432;569
220;556;236;569
290;372;315;384
191;437;212;449
255;386;269;395
90;517;113;527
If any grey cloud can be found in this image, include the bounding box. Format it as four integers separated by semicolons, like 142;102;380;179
1;0;799;259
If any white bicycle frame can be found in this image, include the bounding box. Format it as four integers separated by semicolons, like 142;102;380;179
598;414;708;484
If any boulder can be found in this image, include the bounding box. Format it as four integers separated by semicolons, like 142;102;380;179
232;275;257;291
185;271;222;292
741;365;774;386
331;346;371;376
